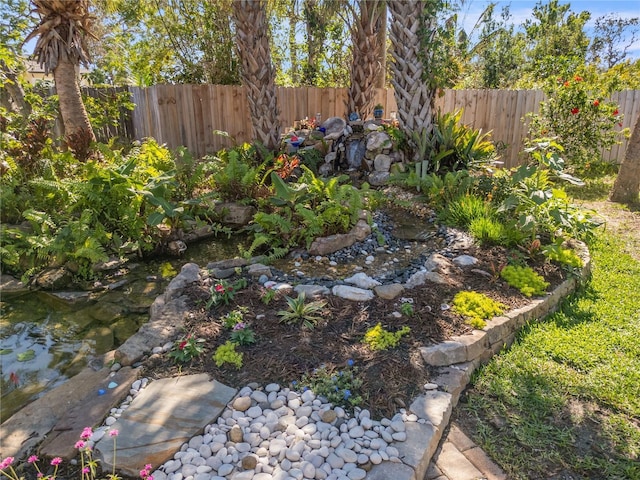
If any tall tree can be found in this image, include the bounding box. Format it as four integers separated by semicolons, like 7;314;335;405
610;112;640;204
91;0;238;86
388;0;438;138
589;14;640;70
0;0;32;115
302;0;341;85
25;0;96;159
233;0;281;150
346;0;384;119
522;0;590;82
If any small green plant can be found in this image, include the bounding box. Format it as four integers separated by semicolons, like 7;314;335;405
543;243;583;268
400;302;415;317
168;335;206;363
277;292;327;329
222;306;248;328
230;322;256;345
259;286;278;305
363;323;411;351
206;278;247;308
468;217;510;246
438;194;492;228
299;359;363;408
213;341;243;369
500;265;550;297
452;291;506;329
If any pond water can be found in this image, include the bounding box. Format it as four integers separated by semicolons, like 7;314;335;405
0;236;242;423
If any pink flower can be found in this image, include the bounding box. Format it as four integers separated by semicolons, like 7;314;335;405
75;440;86;449
37;473;44;478
82;467;90;474
50;457;62;466
0;457;14;469
28;455;39;464
109;429;119;437
215;284;225;293
81;427;93;440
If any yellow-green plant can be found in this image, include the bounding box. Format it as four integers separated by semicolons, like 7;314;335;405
213;341;243;369
363;323;410;351
500;265;550;297
452;291;506;329
543;243;583;268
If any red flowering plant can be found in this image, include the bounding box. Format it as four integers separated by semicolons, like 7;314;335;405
206;277;247;309
168;333;206;363
527;68;627;171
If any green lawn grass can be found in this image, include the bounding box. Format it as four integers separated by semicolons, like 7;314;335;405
460;233;640;479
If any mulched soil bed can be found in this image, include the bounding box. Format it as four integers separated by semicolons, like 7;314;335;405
142;244;567;419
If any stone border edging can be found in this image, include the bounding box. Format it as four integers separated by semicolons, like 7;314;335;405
368;242;591;480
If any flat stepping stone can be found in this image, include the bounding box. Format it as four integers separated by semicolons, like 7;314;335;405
94;374;236;477
39;366;140;459
0;363;124;460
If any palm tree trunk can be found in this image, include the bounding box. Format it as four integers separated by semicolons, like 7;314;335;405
347;0;384;119
374;2;387;89
53;53;95;160
388;0;436;137
610;113;640;204
233;0;281;150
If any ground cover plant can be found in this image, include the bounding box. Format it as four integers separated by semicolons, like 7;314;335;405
455;182;640;479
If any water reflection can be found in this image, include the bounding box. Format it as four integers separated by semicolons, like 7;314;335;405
0;235;242;423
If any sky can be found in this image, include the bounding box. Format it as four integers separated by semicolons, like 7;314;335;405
462;0;640;59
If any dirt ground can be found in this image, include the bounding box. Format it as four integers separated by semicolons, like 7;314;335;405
142;233;567;419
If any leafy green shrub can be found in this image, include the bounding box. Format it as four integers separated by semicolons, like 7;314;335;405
452;291;506;329
246;167;363;258
207;144;267;203
392;169;476;210
299;360;363;408
277;292;327;329
363;323;410;351
497;140;602;243
213;341;243;369
527;70;625;168
500;265;550;297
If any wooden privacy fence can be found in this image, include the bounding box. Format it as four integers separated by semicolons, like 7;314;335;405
125;86;640;168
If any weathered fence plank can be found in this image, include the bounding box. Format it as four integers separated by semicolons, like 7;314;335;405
95;86;640;166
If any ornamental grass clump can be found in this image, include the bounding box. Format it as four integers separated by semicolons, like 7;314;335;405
500;265;550;297
452;291;506;329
